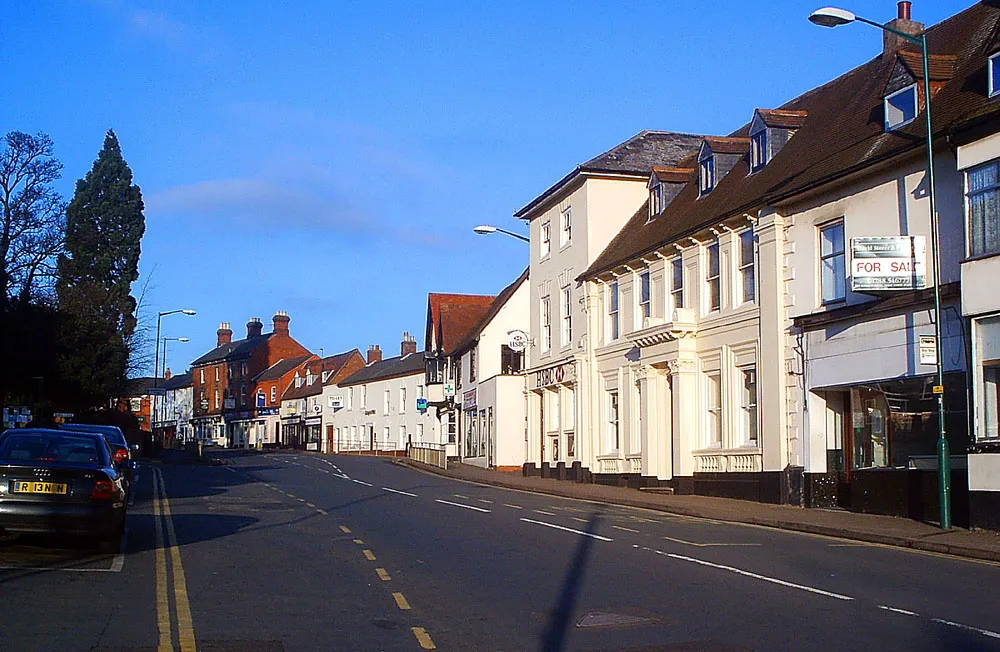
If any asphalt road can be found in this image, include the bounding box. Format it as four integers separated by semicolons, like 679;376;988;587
2;449;999;652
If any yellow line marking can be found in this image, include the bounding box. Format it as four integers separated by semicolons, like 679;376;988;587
393;592;411;610
363;549;376;561
340;526;351;534
571;517;589;523
534;510;557;516
317;509;328;515
152;470;172;652
158;470;197;652
503;504;523;509
354;539;365;545
613;525;641;533
306;502;315;508
376;568;391;581
412;627;436;649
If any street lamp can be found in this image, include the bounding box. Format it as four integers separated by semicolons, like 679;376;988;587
158;337;189;424
810;6;951;528
154;309;196;442
473;224;530;242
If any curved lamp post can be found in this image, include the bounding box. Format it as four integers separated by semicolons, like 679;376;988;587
473;224;530;242
158;337;189;425
154;309;196;441
810;6;950;529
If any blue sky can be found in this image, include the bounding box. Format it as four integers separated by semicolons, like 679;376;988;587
1;0;974;374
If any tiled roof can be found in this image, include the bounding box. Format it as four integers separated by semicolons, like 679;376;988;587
191;333;272;366
896;51;957;81
125;377;157;395
652;167;696;183
322;349;365;386
451;268;529;355
514;131;704;219
425;293;496;356
703;136;750;155
161;372;193;391
756;109;808;129
253;355;313;382
582;3;1000;280
338;352;426;387
281;358;326;400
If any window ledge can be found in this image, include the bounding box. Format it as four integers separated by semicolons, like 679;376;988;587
963;250;1000;264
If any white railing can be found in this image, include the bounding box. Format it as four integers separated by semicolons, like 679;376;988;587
626;454;642;474
694;449;763;473
335;437;400;454
409;443;447;469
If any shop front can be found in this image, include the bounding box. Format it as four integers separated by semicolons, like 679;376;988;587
525;360;580;481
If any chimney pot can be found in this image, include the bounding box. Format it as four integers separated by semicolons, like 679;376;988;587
217;322;233;346
898;1;911;20
401;331;418;357
367;344;383;365
272;311;290;336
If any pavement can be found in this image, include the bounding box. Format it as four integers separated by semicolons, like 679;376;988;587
392;456;1000;564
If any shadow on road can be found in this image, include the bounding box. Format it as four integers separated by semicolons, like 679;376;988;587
540;511;602;652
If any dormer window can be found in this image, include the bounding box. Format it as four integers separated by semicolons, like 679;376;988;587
699;154;715;195
990;52;1000;97
885;83;917;131
750;129;767;173
648;183;664;221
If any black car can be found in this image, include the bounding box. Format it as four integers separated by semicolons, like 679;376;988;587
0;428;127;552
60;423;137;493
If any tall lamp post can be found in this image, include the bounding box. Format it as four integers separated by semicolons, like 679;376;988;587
154;309;196;444
158;337;189;433
473;224;530;242
809;6;951;528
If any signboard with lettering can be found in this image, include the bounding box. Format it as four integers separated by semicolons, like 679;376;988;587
463;389;477;410
257;392;266;408
533;362;576;390
919;335;937;365
507;330;529;352
851;236;926;292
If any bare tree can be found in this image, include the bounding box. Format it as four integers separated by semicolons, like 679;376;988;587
0;131;66;305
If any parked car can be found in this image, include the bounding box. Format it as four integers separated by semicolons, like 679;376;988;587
60;423;137;493
0;428;127;552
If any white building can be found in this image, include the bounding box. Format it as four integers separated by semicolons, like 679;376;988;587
451;269;529;470
516;130;703;480
329;339;434;453
155;371;193;444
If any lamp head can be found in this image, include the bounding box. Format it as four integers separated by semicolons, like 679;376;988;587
178;337;190;342
473;225;497;235
182;309;197;315
809;6;856;27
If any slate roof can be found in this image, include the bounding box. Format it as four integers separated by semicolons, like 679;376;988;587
514;131;704;219
583;3;1000;280
338;352;426;387
161;372;193;391
452;268;529;355
756;109;808;129
191;334;273;366
281;358;326;400
254;355;313;383
425;293;496;356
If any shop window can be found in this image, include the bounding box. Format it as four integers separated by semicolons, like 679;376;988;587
977;316;1000;440
447;411;457;444
967;159;1000;257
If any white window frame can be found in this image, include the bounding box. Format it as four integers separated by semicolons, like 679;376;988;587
699;154;715;195
820;220;846;304
966;159;1000;258
739;228;756;305
648;184;664;221
705;371;722;448
705;241;721;314
990;52;1000;98
750;128;767;172
606;390;620;453
560;286;572;347
469;345;477;382
383;388;390;415
540;222;551;259
607;281;620;342
560;207;572;247
740;366;758;447
348;387;354;410
638;270;651;322
541;296;552;352
670;258;684;314
884;83;918;131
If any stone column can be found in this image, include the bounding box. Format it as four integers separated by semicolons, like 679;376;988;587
668;357;699;477
756;209;791;472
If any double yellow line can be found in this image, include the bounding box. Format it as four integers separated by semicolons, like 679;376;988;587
152;467;197;652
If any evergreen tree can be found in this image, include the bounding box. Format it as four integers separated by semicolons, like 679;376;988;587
57;130;146;408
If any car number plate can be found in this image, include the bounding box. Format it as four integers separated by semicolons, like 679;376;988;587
12;481;68;495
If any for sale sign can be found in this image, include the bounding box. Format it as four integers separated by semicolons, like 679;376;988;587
851;236;926;292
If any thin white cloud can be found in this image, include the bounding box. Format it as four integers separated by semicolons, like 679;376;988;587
145;177;375;234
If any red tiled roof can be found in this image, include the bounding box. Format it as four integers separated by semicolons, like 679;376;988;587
425;293;496;356
451;268;529;354
896;50;958;81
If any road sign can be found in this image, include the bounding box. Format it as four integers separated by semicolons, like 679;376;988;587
919;335;937;365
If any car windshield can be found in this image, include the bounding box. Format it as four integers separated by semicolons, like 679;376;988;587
0;433;104;465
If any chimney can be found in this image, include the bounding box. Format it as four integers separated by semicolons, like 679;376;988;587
272;311;290;336
401;331;417;357
367;344;382;365
883;1;923;56
164;368;172;381
217;322;233;346
247;317;263;338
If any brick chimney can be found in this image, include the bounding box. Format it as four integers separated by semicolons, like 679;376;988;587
247;317;263;338
217;322;233;346
272;311;290;336
883;1;923;56
367;344;382;364
401;331;417;357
